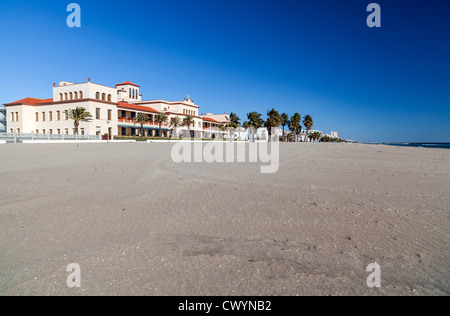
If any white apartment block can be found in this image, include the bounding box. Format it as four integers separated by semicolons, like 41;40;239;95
3;79;229;138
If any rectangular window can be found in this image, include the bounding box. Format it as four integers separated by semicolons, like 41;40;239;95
57;129;61;135
10;129;13;134
108;109;112;121
36;129;39;134
65;110;69;120
36;112;39;122
57;111;61;121
49;129;53;135
65;128;69;135
17;128;21;134
42;112;46;122
11;113;14;122
15;112;19;122
42;129;46;134
81;128;85;135
49;111;53;121
96;108;100;120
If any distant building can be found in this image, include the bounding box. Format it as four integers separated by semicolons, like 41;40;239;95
330;131;339;138
0;107;6;132
229;127;282;141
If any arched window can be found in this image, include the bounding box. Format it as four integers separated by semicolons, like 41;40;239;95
96;92;100;99
74;92;78;99
69;92;73;100
65;93;68;100
102;93;106;101
60;93;63;101
79;91;83;99
107;94;111;102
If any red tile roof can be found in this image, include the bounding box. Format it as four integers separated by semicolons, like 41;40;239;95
202;117;221;123
116;81;140;88
117;102;160;114
4;97;53;106
36;98;54;104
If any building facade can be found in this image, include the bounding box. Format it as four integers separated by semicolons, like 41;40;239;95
3;79;229;138
0;107;6;132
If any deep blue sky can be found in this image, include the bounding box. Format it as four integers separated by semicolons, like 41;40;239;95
0;0;449;142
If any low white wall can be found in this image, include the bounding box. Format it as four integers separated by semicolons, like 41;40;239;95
0;140;6;144
22;140;136;144
147;140;251;143
147;140;219;143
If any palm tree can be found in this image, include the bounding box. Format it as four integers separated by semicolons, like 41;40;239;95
310;131;321;142
227;112;241;128
182;115;195;138
68;107;93;135
246;112;264;129
245;112;264;141
154;113;168;137
134;112;150;137
226;113;241;139
288;113;301;142
303;115;313;142
264;108;282;141
280;113;289;142
170;116;181;138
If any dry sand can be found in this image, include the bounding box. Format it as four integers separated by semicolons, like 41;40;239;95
0;142;449;296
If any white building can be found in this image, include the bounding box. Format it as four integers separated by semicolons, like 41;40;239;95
3;79;230;138
229;127;282;141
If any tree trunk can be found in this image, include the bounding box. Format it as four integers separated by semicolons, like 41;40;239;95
74;122;79;135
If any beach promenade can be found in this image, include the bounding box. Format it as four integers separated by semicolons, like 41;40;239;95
0;143;449;296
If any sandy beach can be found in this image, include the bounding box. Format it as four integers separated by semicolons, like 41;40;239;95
0;142;449;296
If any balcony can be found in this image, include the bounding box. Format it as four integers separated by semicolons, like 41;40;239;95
203;126;223;132
118;117;168;127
